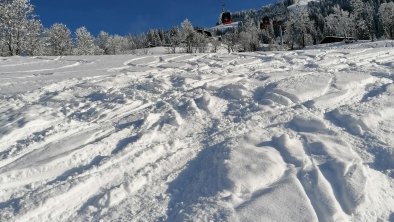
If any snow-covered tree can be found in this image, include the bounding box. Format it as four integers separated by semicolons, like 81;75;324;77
47;23;72;56
222;30;240;53
181;19;195;53
193;32;208;53
378;2;394;39
106;35;128;55
0;0;35;56
210;37;221;53
95;31;131;55
284;16;297;49
325;5;355;38
260;24;275;45
350;0;375;40
74;26;102;55
96;31;111;54
167;27;182;53
158;29;165;44
127;33;148;51
147;29;162;47
23;19;45;56
240;17;260;51
125;35;138;51
284;10;315;49
363;2;377;40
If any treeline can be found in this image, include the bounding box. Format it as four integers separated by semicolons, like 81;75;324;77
228;0;394;49
0;0;225;56
1;0;394;57
0;0;200;56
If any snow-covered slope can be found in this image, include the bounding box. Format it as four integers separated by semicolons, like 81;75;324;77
0;41;393;222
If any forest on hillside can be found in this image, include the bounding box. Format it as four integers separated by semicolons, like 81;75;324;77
1;0;393;56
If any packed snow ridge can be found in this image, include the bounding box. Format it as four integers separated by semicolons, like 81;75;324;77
0;41;394;222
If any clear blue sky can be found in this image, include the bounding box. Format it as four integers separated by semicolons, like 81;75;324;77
31;0;275;35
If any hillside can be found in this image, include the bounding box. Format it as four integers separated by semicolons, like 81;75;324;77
0;41;394;221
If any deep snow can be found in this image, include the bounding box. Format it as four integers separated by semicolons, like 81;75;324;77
0;41;393;222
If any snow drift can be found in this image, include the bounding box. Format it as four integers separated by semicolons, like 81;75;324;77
0;41;394;222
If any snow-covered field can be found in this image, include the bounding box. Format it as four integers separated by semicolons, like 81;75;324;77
0;41;393;222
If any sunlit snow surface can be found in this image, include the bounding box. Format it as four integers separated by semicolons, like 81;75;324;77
0;41;394;222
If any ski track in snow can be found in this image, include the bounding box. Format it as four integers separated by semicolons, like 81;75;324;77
0;42;393;222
